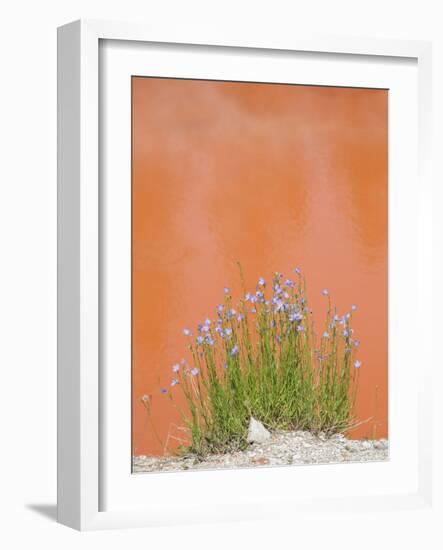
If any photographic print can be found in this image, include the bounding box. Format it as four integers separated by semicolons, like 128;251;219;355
131;77;388;474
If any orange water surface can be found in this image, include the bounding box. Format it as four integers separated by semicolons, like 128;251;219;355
132;77;388;457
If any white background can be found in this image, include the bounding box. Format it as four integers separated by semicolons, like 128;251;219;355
0;1;442;549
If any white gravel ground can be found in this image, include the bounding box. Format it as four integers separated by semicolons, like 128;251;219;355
132;430;389;473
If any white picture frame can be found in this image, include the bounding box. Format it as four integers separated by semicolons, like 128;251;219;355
57;19;434;531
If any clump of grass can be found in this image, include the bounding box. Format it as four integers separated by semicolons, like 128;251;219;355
160;265;362;457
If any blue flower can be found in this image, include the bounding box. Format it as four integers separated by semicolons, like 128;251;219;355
294;267;301;275
200;324;210;333
171;378;179;386
322;288;329;296
204;318;211;326
231;345;239;356
251;307;257;314
343;329;350;337
351;304;358;312
224;327;233;337
223;362;228;369
217;304;224;313
224;287;230;294
354;340;360;347
206;336;215;346
289;311;303;322
354;360;362;369
296;325;305;332
226;308;236;319
191;367;199;376
172;363;180;373
237;313;244;322
160;388;168;394
183;328;192;336
285;278;295;288
197;336;204;345
323;331;330;338
258;277;266;287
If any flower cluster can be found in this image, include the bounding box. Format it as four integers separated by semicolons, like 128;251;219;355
156;266;363;456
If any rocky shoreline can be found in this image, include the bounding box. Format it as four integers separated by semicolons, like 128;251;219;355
133;430;389;474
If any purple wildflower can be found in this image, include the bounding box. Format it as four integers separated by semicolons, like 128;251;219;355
171;378;179;386
351;304;358;312
237;313;244;322
323;331;330;338
172;363;180;373
206;336;215;346
258;277;266;286
160;388;168;394
196;336;204;345
322;288;329;296
285;278;295;288
190;367;199;376
183;328;192;336
289;311;303;322
224;327;233;337
200;324;210;333
217;304;224;313
354;360;362;369
354;339;361;347
294;267;301;275
251;307;257;314
231;345;239;357
204;318;211;326
215;326;223;334
297;325;305;332
224;287;230;294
